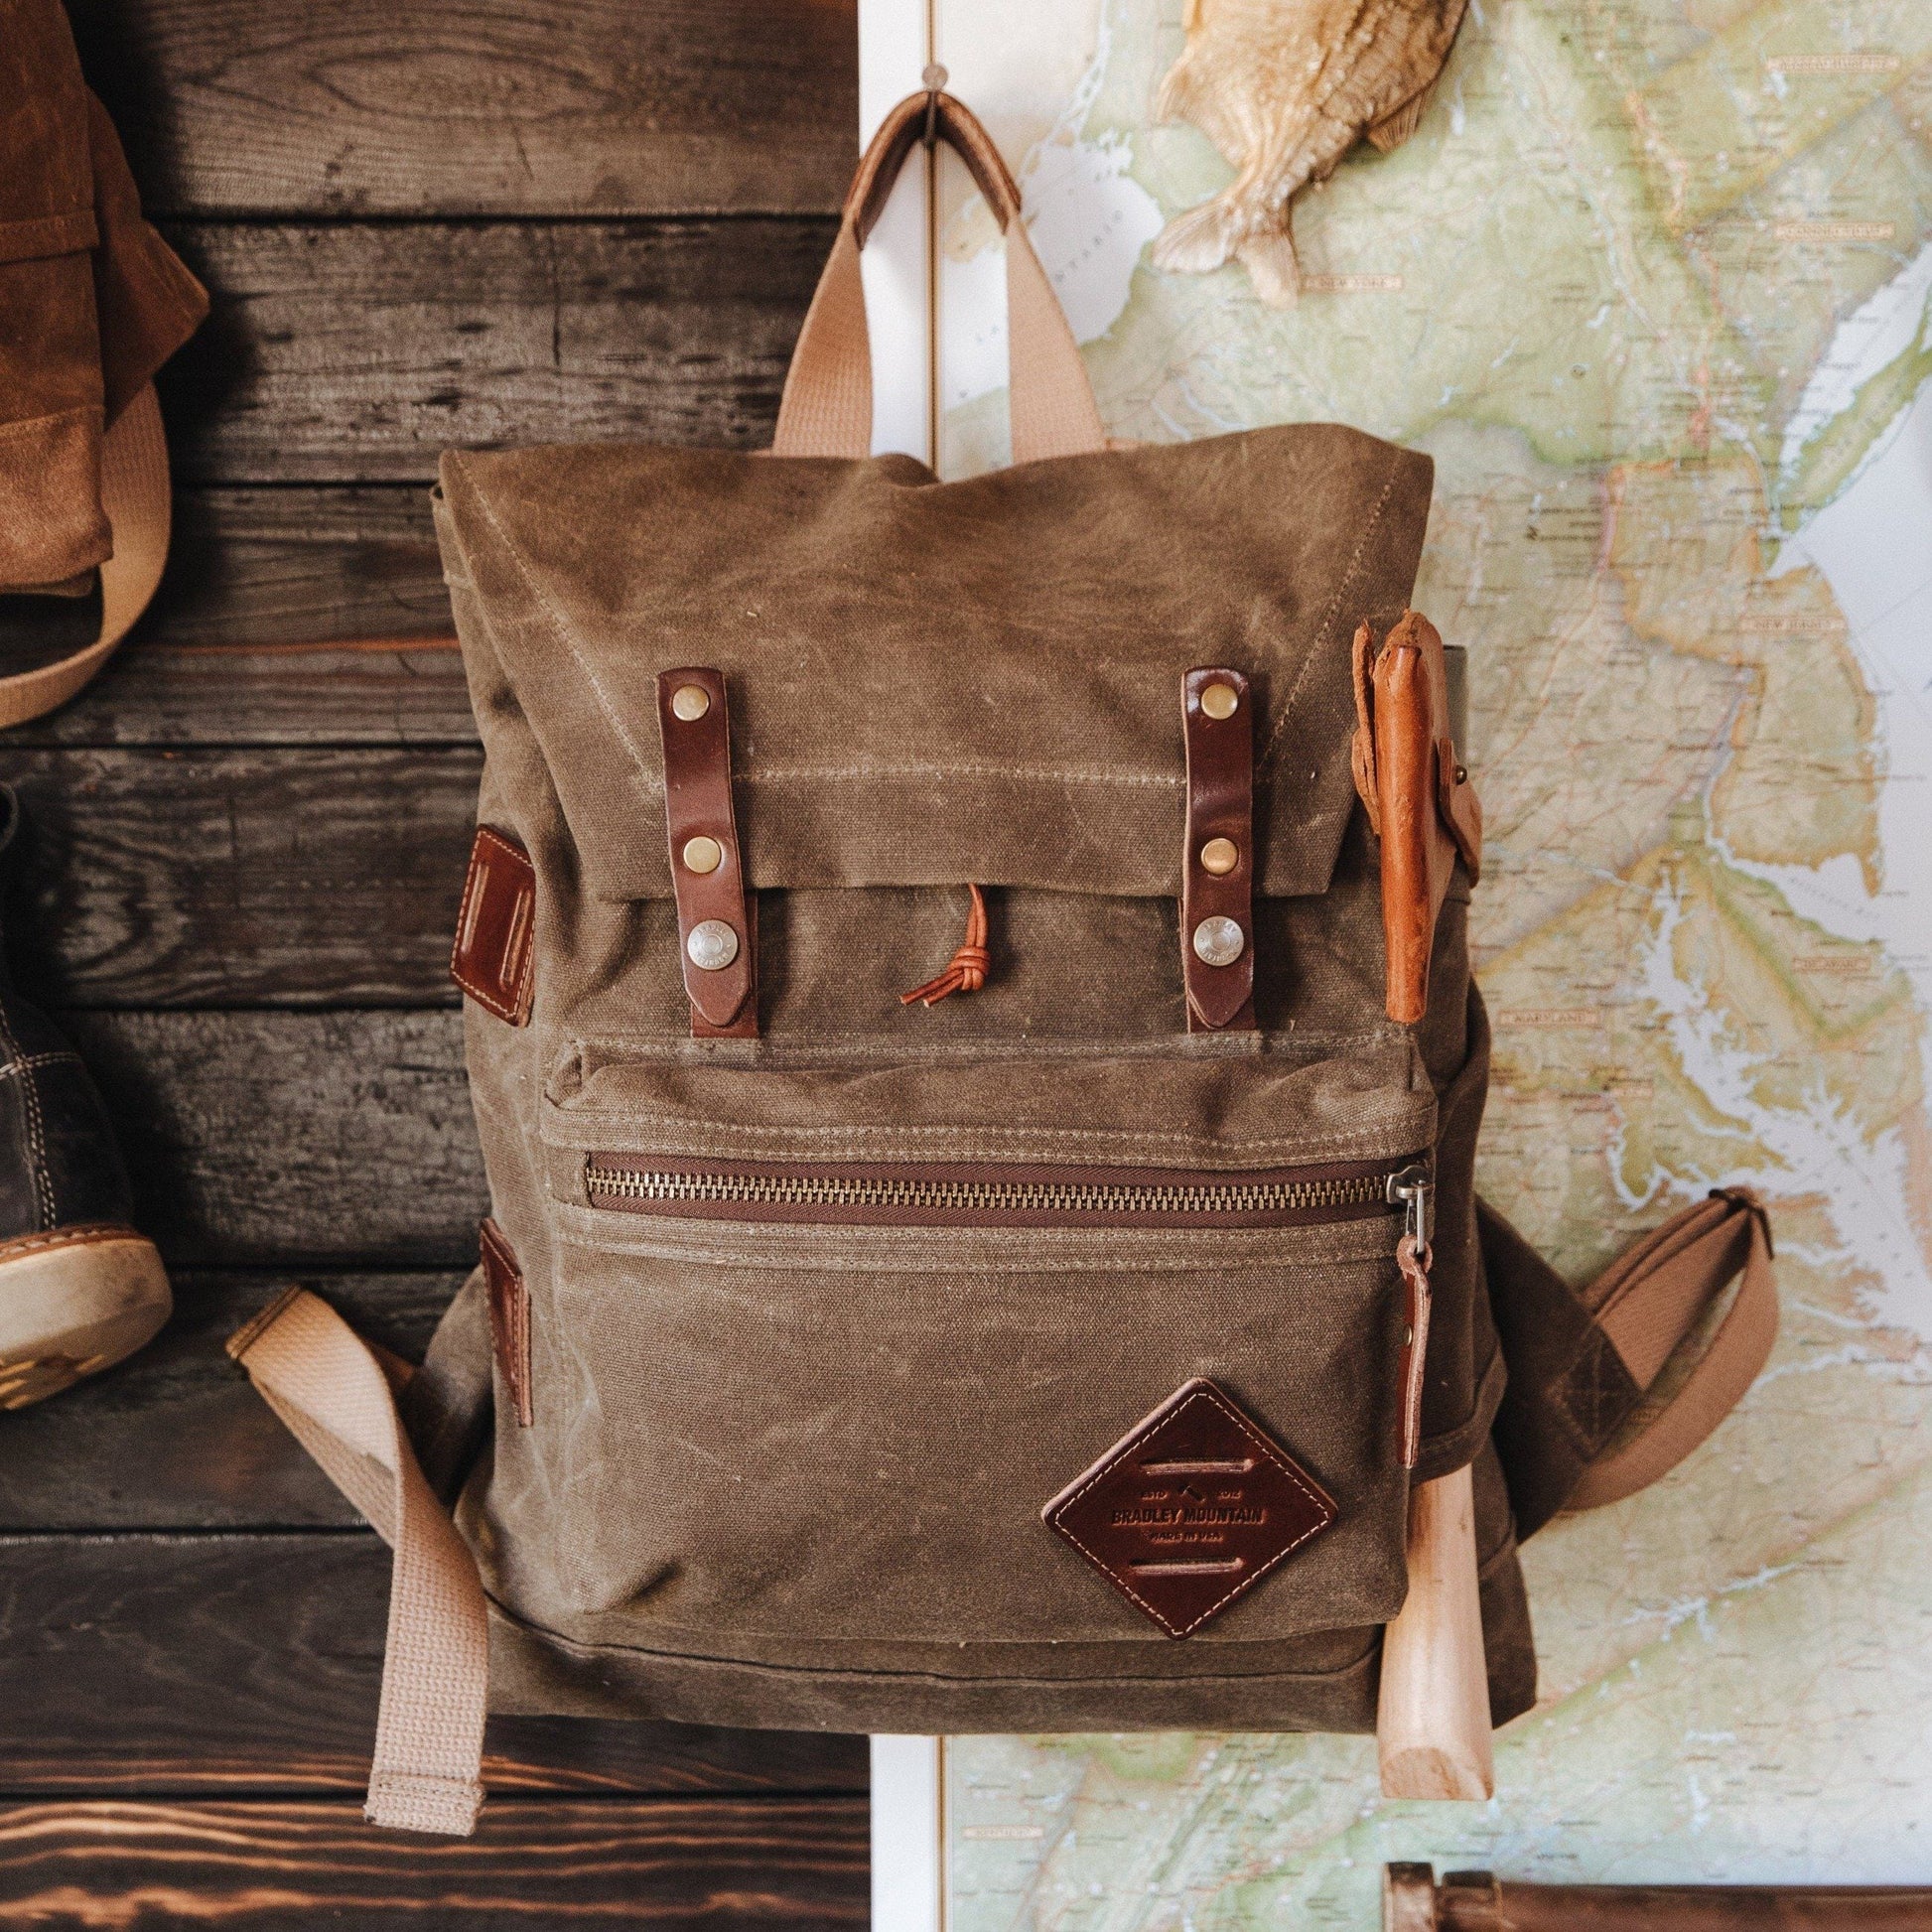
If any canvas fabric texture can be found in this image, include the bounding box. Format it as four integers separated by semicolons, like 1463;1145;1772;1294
422;411;1527;1732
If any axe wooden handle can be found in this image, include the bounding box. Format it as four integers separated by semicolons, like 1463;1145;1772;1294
1376;1463;1494;1800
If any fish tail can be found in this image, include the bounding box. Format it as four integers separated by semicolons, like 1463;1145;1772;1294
1153;52;1199;125
1235;226;1301;306
1152;197;1243;277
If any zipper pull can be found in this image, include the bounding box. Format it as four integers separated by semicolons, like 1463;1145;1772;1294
1386;1163;1434;1469
1386;1163;1434;1260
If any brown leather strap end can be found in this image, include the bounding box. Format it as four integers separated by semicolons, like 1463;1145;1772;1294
450;826;536;1026
1395;1865;1932;1930
1180;667;1256;1033
656;668;758;1037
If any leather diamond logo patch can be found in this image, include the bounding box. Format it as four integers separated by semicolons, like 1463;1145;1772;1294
1041;1377;1336;1637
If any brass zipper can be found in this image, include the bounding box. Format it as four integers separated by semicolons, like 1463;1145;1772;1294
584;1154;1430;1231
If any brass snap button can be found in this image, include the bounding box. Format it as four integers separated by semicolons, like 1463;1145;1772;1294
670;683;711;722
1198;836;1239;876
1198;681;1239;720
686;919;739;971
1191;915;1244;967
681;835;723;876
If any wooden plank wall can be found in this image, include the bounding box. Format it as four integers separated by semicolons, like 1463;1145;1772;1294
2;4;868;1922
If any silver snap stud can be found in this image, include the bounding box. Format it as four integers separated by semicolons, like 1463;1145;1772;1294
1191;915;1245;967
686;919;739;971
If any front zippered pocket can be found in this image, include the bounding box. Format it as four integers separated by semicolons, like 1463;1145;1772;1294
532;1046;1441;1650
585;1153;1432;1232
583;1148;1437;1475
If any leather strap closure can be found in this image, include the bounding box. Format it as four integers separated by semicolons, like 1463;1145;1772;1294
1355;612;1483;1025
770;88;1107;466
1180;667;1257;1033
655;667;758;1036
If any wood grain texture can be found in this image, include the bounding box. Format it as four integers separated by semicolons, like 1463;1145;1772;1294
0;488;475;749
60;1009;483;1267
149;487;451;650
156;219;834;483
0;1533;864;1798
15;6;880;1899
3;749;478;1007
0;1272;462;1529
69;0;858;218
0;1797;868;1920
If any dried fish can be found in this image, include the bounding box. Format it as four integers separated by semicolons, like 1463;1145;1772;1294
1152;0;1468;304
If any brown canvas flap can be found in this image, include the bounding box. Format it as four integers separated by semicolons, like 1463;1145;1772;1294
435;422;1434;902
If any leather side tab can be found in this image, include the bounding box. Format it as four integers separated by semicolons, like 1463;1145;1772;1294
1370;613;1481;1025
479;1218;531;1429
1180;667;1256;1033
450;826;536;1026
655;667;758;1036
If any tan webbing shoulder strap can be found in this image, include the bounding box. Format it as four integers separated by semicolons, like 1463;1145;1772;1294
771;87;1108;466
1567;1187;1777;1511
228;1287;488;1836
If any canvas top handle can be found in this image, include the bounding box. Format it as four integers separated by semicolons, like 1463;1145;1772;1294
770;84;1108;466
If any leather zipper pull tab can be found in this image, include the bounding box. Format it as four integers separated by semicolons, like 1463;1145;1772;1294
1388;1165;1434;1468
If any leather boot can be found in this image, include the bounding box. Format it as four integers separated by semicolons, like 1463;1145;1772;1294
0;782;169;1406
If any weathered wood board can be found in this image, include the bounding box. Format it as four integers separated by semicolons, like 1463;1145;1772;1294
62;1009;483;1264
157;219;833;483
0;1798;868;1923
0;1530;864;1797
69;0;858;218
5;750;478;1007
0;2;866;1916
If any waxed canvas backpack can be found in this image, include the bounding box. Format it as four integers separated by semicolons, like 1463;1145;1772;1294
231;90;1778;1837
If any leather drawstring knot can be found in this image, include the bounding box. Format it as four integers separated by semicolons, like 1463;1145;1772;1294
901;884;990;1007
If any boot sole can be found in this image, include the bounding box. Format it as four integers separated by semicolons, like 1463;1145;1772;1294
0;1225;172;1410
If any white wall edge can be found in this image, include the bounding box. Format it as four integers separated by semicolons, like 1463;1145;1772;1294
871;1733;945;1932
